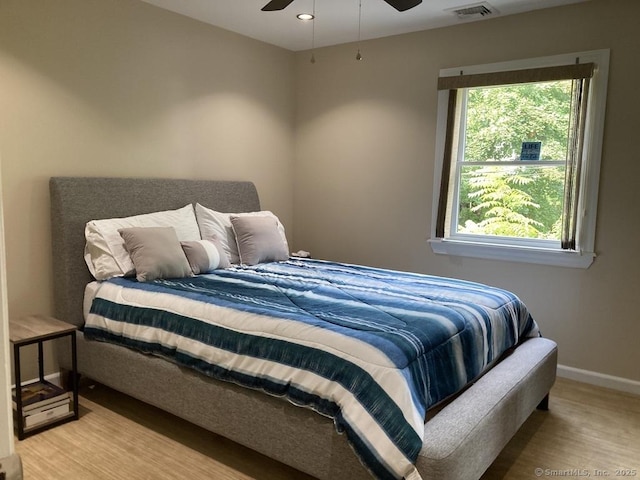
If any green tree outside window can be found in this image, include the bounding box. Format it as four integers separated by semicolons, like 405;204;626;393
457;81;572;239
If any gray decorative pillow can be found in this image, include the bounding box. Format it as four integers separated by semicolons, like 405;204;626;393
181;238;231;274
119;227;193;282
230;215;289;265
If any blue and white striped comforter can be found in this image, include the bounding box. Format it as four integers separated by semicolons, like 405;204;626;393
84;259;539;480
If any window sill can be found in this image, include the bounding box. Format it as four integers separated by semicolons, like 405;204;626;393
428;238;595;269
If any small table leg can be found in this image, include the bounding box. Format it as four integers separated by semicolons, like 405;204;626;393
38;341;45;381
13;343;24;440
71;331;79;419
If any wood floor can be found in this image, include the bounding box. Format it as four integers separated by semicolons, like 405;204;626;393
15;377;640;480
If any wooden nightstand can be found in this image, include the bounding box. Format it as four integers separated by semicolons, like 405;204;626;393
9;314;79;439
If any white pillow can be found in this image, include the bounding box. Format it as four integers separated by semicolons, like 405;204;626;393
194;203;289;264
84;204;201;280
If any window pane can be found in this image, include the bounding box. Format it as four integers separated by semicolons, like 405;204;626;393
464;81;573;162
457;165;565;239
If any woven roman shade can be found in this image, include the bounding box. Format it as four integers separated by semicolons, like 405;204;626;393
437;63;594;90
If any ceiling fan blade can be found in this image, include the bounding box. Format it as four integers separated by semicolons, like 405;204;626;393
261;0;296;11
384;0;422;12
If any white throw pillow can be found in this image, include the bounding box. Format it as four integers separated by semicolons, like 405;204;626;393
84;204;201;280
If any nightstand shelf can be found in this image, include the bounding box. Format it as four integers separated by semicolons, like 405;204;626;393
10;314;79;439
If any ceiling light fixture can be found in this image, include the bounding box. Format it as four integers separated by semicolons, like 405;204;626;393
296;13;314;20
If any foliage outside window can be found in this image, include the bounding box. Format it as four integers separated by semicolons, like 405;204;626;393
430;51;609;268
457;81;570;240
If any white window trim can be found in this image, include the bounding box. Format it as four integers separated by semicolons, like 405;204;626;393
429;49;610;269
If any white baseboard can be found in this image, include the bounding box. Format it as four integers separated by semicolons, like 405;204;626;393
557;364;640;396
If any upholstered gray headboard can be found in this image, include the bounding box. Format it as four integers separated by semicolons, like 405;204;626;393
49;177;260;327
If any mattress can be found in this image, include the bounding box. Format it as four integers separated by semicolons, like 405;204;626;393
83;259;540;480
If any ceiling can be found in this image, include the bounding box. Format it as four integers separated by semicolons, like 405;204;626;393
139;0;587;52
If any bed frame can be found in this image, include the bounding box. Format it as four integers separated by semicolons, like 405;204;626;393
50;176;558;480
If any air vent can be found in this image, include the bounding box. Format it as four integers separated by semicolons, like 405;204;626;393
450;2;498;20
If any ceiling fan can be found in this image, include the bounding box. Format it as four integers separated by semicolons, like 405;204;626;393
261;0;422;13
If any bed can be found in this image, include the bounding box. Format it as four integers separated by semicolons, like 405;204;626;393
50;176;557;480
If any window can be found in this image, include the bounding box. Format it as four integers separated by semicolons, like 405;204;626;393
429;50;609;268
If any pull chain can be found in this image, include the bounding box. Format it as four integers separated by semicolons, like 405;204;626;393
310;0;317;63
356;0;363;60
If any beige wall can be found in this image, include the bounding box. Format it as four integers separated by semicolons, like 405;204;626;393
294;0;640;382
0;0;295;377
